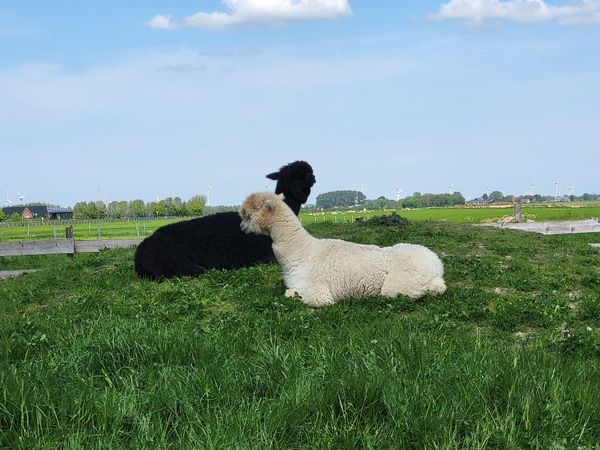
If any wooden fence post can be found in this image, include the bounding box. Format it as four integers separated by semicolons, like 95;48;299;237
66;226;74;260
515;200;523;223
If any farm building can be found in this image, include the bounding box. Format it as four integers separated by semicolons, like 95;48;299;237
48;207;73;220
2;205;73;220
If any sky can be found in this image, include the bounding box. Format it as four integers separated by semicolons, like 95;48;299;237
1;0;599;207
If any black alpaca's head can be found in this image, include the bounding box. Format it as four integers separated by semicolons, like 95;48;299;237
266;160;316;215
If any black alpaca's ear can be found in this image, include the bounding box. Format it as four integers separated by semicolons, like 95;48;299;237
266;172;279;180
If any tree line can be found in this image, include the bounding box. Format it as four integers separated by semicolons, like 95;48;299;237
315;191;367;210
401;192;466;208
72;196;206;220
313;189;600;210
315;190;466;210
2;190;600;221
480;192;600;203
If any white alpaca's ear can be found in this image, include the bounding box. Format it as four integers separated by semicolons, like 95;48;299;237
278;193;285;201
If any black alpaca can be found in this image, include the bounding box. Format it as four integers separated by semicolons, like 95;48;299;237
134;161;315;280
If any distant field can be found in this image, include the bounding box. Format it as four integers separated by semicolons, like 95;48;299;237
1;203;599;242
302;204;600;224
0;219;182;242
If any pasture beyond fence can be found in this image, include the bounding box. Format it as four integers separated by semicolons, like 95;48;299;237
0;225;142;258
0;218;182;243
2;204;600;243
0;214;362;242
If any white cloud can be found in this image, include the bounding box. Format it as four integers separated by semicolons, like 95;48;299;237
149;0;352;30
432;0;600;25
146;14;179;30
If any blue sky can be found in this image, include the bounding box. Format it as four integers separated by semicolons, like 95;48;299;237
1;0;599;207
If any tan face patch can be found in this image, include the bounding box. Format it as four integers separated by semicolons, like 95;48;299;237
240;192;280;235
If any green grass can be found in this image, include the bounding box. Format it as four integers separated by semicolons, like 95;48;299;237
0;218;184;242
1;221;600;448
303;204;600;224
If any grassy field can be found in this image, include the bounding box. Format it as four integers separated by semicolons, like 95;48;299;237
0;219;178;243
1;220;599;448
1;203;599;243
303;204;600;224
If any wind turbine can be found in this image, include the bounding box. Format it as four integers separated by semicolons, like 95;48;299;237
485;184;491;197
527;182;536;196
568;184;576;196
5;191;13;206
553;179;560;200
206;185;213;206
354;185;366;205
17;190;27;204
97;186;112;214
392;184;403;202
448;184;455;195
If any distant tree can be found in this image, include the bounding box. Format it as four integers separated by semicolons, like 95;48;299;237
178;201;189;216
115;201;129;218
489;191;504;201
73;202;88;220
0;209;5;222
186;195;206;216
129;199;146;218
87;202;106;219
364;196;401;210
147;201;166;218
371;196;391;210
73;201;106;219
9;212;22;222
95;201;107;218
401;196;420;209
163;196;187;216
401;192;465;208
316;191;366;210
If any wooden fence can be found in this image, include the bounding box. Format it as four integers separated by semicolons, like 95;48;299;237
483;219;600;235
0;238;142;257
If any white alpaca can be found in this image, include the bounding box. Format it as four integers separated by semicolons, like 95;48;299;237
240;192;446;308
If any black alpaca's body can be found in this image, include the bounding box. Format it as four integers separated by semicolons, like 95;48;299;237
134;161;315;280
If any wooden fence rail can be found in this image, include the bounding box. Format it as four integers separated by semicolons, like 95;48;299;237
0;238;142;257
481;219;600;235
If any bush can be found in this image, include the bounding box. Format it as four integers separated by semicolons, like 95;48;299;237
358;212;410;228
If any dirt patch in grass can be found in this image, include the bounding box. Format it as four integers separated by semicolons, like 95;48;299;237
0;269;40;280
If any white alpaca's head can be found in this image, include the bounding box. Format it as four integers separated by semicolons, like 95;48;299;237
239;192;285;236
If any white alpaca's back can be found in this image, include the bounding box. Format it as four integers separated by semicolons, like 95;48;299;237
276;237;446;307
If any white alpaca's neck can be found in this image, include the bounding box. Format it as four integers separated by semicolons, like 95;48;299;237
269;203;313;265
